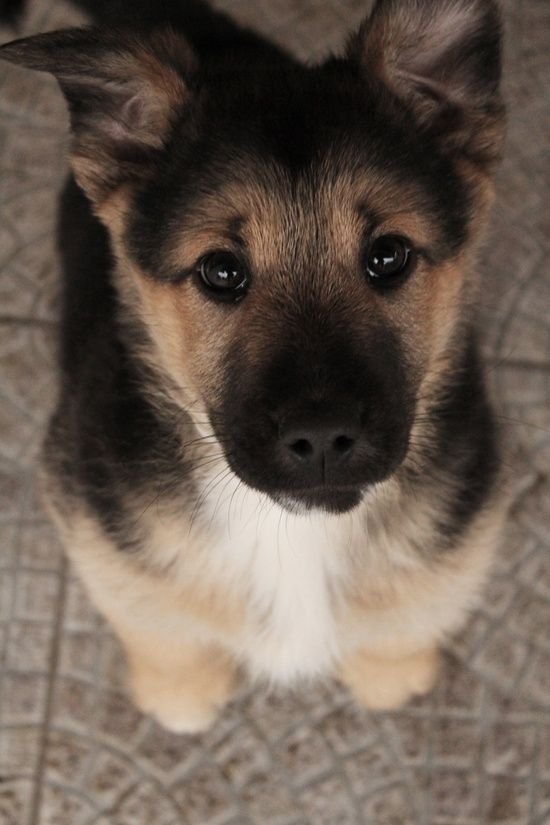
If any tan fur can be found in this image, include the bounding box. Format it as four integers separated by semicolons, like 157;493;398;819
41;492;245;732
340;646;440;710
51;510;246;637
334;485;507;709
119;258;225;419
342;497;506;645
120;633;237;733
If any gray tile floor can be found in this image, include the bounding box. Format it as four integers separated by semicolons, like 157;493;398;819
0;0;548;823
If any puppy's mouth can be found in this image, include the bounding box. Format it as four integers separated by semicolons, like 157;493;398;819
216;423;408;516
266;485;364;515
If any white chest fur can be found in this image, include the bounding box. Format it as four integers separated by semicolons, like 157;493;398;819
192;474;358;683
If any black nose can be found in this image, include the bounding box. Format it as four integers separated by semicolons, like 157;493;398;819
280;413;361;481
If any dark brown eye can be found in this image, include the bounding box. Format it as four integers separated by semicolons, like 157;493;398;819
365;235;415;287
198;252;249;302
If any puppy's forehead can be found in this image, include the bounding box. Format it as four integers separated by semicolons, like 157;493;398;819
128;66;472;277
161;147;451;276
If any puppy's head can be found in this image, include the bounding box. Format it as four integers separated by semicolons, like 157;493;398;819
1;0;504;514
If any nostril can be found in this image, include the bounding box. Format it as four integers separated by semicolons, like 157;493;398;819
289;438;314;459
333;435;356;455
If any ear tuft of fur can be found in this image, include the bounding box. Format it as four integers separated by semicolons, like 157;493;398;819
0;27;197;202
351;0;504;164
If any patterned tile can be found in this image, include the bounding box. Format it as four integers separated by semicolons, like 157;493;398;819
0;0;548;823
0;779;35;825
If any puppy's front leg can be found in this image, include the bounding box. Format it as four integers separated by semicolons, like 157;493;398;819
118;626;238;734
339;646;439;711
51;511;241;733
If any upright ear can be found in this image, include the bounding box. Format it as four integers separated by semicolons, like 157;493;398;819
0;27;197;203
350;0;504;165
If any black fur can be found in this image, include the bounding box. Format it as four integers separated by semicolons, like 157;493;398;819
0;0;24;25
43;180;191;549
216;322;414;513
429;338;501;543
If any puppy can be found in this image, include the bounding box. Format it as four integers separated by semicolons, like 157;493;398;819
1;0;507;732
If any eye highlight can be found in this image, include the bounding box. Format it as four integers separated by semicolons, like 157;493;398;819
197;251;249;302
364;235;416;287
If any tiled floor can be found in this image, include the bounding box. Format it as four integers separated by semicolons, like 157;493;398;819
0;0;549;823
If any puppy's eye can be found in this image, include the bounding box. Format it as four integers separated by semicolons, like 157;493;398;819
197;252;249;302
364;235;415;287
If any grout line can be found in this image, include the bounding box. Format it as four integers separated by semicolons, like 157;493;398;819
422;686;438;825
29;552;68;825
0;474;29;759
486;357;550;373
476;681;491;823
378;714;425;823
528;722;541;823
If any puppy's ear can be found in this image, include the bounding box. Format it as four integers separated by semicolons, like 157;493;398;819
0;27;196;202
350;0;504;164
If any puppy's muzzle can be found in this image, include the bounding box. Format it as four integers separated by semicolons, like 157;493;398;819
278;408;361;486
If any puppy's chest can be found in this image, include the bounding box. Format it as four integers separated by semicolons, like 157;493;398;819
228;507;352;682
163;486;359;682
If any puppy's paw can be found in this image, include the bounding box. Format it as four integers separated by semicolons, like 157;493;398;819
131;678;221;734
340;647;439;711
129;652;237;734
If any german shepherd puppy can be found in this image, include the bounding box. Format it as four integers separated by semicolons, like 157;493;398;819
0;0;506;732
